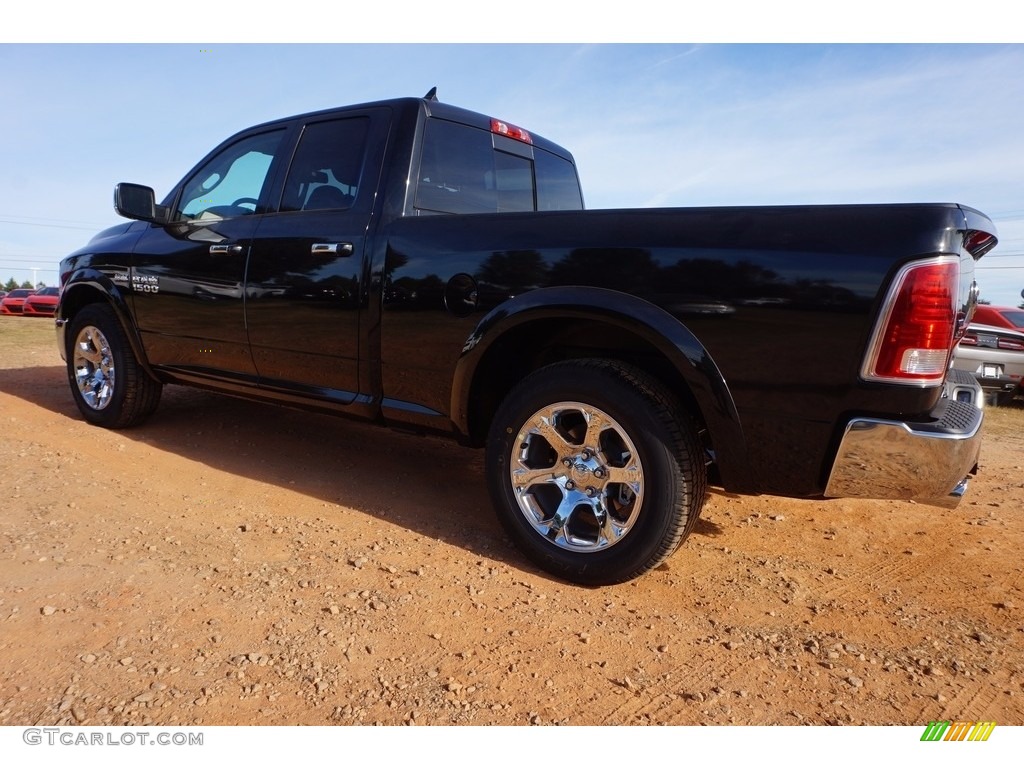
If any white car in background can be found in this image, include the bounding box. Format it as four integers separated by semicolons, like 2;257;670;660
952;323;1024;406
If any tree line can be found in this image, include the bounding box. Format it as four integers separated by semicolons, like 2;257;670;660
4;278;45;291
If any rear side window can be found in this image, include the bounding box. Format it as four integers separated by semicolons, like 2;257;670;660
414;119;581;215
279;117;370;212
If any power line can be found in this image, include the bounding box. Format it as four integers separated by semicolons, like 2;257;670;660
0;212;110;228
0;218;105;232
0;257;64;264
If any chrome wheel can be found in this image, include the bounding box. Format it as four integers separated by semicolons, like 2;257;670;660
487;360;707;585
510;401;644;552
65;304;162;428
72;325;115;410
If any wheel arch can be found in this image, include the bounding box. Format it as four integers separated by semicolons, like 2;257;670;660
453;286;755;493
57;273;156;380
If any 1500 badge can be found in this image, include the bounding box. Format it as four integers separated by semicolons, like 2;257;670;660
133;275;159;293
132;275;159;293
112;272;159;293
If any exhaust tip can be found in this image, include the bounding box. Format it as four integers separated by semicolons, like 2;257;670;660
925;477;970;510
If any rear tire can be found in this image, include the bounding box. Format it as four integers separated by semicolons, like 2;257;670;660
66;304;162;428
486;359;707;585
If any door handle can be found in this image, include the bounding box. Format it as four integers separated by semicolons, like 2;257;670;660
311;242;354;256
209;244;244;255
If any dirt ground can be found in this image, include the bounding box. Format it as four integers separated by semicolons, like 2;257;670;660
1;315;1022;727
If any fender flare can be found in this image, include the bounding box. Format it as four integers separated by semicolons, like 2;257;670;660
56;269;158;381
452;286;755;492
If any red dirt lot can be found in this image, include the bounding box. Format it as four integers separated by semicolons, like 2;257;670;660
1;315;1022;727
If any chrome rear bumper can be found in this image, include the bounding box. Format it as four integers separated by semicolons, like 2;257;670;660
824;373;983;509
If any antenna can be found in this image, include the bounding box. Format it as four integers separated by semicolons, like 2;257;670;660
423;86;438;102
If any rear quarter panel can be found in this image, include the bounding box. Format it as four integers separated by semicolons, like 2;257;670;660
377;203;980;496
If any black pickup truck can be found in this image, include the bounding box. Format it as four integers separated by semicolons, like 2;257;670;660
56;92;997;585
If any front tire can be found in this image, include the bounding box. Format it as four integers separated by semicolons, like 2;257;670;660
486;360;707;585
66;303;162;429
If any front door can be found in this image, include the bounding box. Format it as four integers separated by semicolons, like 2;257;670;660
130;128;288;382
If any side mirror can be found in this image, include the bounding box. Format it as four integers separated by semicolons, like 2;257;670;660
114;183;167;224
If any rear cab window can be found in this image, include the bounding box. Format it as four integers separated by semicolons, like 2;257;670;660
413;117;582;216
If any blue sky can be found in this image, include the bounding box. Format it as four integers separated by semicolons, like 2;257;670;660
2;42;1023;306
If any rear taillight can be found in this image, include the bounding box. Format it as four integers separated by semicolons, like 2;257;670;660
863;258;959;385
998;337;1024;352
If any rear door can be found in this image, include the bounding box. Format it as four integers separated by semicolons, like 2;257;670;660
244;107;390;403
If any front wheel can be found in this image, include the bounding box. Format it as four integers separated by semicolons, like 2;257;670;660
66;304;162;429
486;360;707;585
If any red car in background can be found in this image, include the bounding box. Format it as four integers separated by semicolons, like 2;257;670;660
22;286;60;317
0;288;34;315
973;305;1024;331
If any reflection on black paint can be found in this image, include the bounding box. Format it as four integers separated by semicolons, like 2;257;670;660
387;243;869;318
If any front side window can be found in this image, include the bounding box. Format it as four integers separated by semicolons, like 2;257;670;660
176;130;285;221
